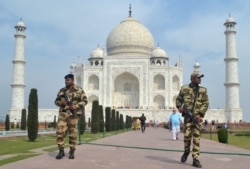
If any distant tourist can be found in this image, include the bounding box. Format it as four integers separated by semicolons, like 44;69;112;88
203;119;208;131
169;108;182;140
139;113;146;133
211;120;215;131
223;123;228;129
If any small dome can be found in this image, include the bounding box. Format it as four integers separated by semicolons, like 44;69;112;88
224;15;236;25
16;20;26;27
194;61;200;67
90;47;104;58
151;47;168;58
225;16;235;23
106;16;154;55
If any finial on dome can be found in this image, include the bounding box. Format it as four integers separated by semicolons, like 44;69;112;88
157;42;160;47
129;4;132;17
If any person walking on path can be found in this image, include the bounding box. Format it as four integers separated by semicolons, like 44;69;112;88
176;72;209;168
139;113;146;133
54;74;88;160
169;108;182;140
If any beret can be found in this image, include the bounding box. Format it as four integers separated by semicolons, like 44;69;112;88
64;74;74;79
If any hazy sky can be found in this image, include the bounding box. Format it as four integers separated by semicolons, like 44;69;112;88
0;0;249;121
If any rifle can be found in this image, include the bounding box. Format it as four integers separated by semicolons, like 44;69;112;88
182;84;200;124
182;105;199;124
63;91;77;118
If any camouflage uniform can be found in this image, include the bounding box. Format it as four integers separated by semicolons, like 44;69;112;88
176;83;209;160
55;84;88;150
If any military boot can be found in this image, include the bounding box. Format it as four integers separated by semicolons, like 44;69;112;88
56;148;65;159
192;159;202;168
181;150;190;163
69;149;75;159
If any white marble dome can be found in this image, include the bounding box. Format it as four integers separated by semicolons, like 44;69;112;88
16;20;26;27
194;61;200;67
106;16;154;55
90;47;104;58
151;47;168;58
225;16;235;23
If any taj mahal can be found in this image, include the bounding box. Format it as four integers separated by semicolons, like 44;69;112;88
8;8;242;124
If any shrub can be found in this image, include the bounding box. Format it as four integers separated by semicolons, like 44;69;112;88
110;109;116;131
91;100;99;133
27;88;39;142
79;107;86;135
217;128;228;144
119;114;124;130
235;132;250;136
116;111;119;130
5;114;10;131
125;115;132;129
99;105;104;132
53;115;57;129
20;109;27;130
105;107;111;132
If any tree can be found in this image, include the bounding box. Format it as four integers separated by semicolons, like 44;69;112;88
53;115;57;129
119;114;124;130
27;88;39;141
20;109;27;130
125;115;132;129
88;118;91;127
125;115;129;129
99;105;104;132
78;107;86;135
111;109;116;131
105;107;111;132
91;100;99;133
5;114;10;131
116;111;119;130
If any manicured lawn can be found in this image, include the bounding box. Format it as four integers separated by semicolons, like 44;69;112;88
0;130;128;166
201;131;250;150
0;135;56;155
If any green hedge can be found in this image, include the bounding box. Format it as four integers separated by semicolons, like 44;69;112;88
217;128;228;144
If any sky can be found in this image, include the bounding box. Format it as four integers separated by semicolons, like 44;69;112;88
0;0;250;121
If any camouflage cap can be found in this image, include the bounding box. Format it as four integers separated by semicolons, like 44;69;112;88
191;72;204;79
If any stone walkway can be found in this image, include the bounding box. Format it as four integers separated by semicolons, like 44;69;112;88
1;127;250;169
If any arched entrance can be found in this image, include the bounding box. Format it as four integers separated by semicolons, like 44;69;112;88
113;72;139;109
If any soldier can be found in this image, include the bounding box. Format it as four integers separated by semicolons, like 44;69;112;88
176;72;209;168
54;74;88;160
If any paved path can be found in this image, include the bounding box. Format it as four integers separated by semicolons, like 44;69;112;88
1;127;250;169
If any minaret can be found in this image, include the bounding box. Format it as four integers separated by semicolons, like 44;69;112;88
193;61;200;73
224;15;242;122
9;19;27;122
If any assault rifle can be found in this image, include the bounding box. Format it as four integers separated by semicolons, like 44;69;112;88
63;91;77;118
182;105;199;124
